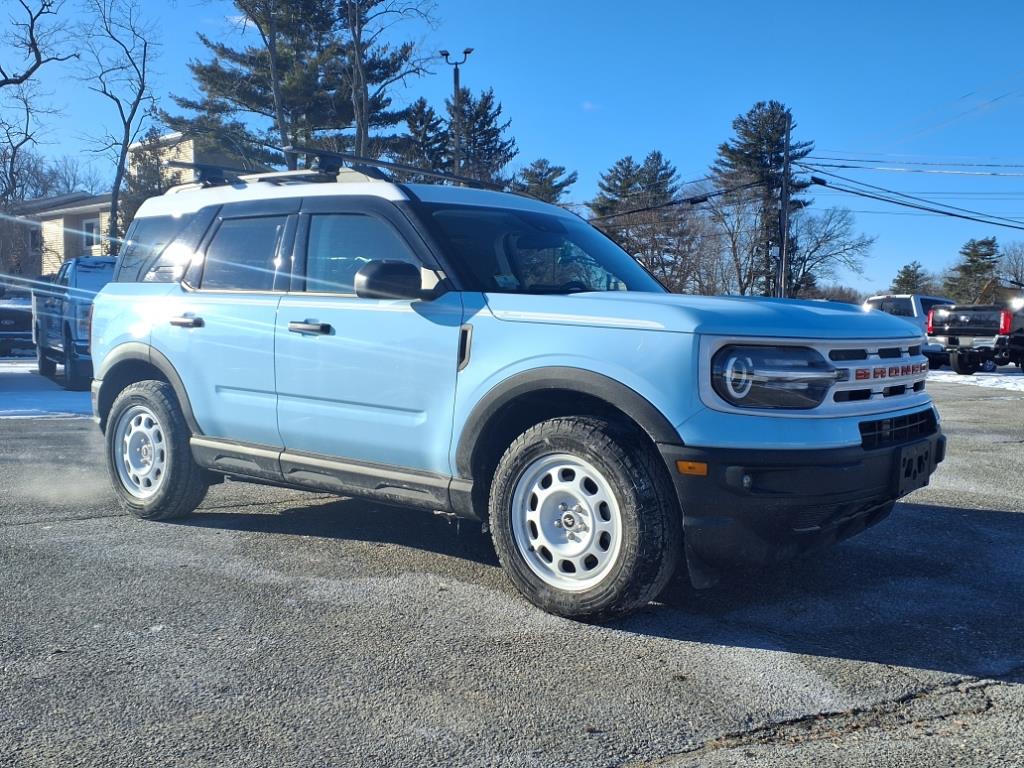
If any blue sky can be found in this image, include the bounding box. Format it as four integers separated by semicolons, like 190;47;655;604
28;0;1024;293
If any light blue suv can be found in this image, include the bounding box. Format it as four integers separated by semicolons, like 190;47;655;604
91;164;945;619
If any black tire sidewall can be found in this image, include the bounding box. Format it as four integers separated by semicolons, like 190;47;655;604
489;418;677;620
105;381;204;519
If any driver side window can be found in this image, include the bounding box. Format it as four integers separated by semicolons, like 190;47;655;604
305;213;420;295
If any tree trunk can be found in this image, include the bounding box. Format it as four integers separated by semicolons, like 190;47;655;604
263;7;294;169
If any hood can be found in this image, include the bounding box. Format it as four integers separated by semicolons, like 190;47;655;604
484;292;923;340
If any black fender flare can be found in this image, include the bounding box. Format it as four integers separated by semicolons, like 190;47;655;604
95;342;202;434
455;366;681;479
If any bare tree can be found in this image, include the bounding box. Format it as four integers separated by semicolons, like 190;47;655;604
80;0;157;254
705;189;762;295
788;208;874;296
1001;241;1024;286
0;0;74;90
48;155;106;195
338;0;435;157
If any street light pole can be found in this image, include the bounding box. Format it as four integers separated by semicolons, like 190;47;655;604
440;48;473;176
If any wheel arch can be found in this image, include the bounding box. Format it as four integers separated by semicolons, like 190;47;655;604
95;342;201;434
455;367;680;516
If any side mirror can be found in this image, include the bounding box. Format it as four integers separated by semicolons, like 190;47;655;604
354;260;423;300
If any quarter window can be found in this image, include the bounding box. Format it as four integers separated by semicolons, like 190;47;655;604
305;214;419;294
200;216;288;291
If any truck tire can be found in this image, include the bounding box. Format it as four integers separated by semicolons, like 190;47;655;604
105;380;209;520
950;353;979;376
488;416;681;620
62;331;89;391
36;328;55;377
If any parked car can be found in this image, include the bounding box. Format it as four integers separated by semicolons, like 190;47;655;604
0;276;34;356
32;255;116;389
90;160;945;620
927;293;1024;374
863;294;955;368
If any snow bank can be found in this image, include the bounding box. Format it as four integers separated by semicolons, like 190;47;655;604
928;367;1024;393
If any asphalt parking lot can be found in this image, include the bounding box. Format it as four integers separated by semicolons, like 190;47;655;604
2;365;1023;767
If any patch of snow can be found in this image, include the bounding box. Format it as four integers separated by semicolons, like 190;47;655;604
0;359;91;418
928;367;1024;393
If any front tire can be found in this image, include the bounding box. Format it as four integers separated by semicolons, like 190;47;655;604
106;380;209;520
489;417;681;620
62;332;89;391
36;329;55;377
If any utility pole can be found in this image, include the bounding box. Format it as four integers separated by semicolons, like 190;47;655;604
778;111;792;298
440;48;474;176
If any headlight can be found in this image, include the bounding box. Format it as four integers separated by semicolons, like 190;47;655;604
711;345;837;409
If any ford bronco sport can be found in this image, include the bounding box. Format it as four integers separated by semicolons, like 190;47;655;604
90;159;946;620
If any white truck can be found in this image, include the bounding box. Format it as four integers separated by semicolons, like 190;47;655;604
863;294;955;369
32;256;116;390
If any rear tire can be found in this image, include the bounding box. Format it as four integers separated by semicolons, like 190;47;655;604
106;380;209;520
36;329;55;377
950;352;979;375
488;416;681;621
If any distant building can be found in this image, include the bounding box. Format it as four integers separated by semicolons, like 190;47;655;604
2;132;247;276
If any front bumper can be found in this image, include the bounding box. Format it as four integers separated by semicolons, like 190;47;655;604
659;427;945;587
0;331;34;349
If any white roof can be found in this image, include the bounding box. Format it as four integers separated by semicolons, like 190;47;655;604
134;173;571;220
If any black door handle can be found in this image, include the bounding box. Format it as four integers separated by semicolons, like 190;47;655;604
288;320;332;335
169;315;204;328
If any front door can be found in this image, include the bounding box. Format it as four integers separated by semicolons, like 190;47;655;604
274;197;463;475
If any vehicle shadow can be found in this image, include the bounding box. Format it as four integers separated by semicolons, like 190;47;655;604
178;494;501;567
629;502;1024;682
178;497;1024;681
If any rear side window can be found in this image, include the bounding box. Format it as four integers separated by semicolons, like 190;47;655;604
200;216;288;292
115;215;193;282
304;214;419;294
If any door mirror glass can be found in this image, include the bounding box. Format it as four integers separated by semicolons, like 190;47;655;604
354;260;423;300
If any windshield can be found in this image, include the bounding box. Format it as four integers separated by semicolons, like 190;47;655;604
421;203;665;294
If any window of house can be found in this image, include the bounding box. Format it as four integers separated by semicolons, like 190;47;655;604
304;214;419;294
199;216;288;292
83;218;101;250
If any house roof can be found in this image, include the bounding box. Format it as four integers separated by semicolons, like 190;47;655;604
14;192;112;218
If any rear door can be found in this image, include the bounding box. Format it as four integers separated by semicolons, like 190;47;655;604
274;196;463;475
149;199;298;447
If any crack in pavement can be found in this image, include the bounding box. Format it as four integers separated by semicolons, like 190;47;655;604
624;671;1024;766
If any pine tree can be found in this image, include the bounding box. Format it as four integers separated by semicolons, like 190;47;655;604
162;1;346;168
890;261;930;294
447;87;518;184
393;97;448;179
589;151;693;290
337;0;433;158
712;100;813;295
943;237;1000;302
511;159;577;203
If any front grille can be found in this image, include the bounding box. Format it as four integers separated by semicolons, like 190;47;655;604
859;409;937;450
0;310;31;333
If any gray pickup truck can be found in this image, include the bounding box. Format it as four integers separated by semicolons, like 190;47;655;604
32;256;116;389
927;288;1024;374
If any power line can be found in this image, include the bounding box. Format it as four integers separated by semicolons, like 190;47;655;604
807;177;1024;232
794;163;1024;227
588;181;763;223
803;162;1024;178
807;155;1024;169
